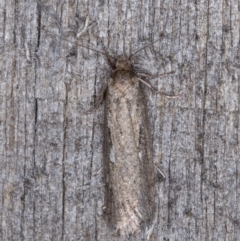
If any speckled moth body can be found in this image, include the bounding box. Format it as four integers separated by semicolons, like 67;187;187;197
102;56;155;236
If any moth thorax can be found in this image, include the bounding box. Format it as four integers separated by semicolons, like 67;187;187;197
116;55;131;70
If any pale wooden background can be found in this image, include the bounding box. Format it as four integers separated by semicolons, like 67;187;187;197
1;0;239;240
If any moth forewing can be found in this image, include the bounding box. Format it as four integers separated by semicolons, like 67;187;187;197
102;56;155;236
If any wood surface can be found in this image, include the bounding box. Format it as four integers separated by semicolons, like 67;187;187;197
0;0;239;240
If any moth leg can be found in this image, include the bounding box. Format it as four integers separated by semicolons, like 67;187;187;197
81;81;108;113
138;77;181;98
154;165;165;178
137;70;175;78
159;92;182;98
138;78;158;92
99;37;116;69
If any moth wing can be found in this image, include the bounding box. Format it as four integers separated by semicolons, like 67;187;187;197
103;75;155;236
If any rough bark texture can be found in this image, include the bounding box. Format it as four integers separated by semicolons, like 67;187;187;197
0;0;239;240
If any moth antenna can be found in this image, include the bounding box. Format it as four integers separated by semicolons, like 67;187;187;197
99;37;117;69
44;28;115;58
37;0;110;57
129;17;195;59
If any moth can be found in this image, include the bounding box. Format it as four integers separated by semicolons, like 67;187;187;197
81;49;172;237
102;54;156;236
77;45;175;236
43;13;191;237
80;33;182;236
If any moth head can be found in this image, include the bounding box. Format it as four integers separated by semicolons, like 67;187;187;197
115;55;131;70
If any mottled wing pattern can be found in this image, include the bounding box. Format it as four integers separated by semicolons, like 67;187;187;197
103;70;155;236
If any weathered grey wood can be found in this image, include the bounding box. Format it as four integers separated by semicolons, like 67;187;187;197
0;0;239;240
